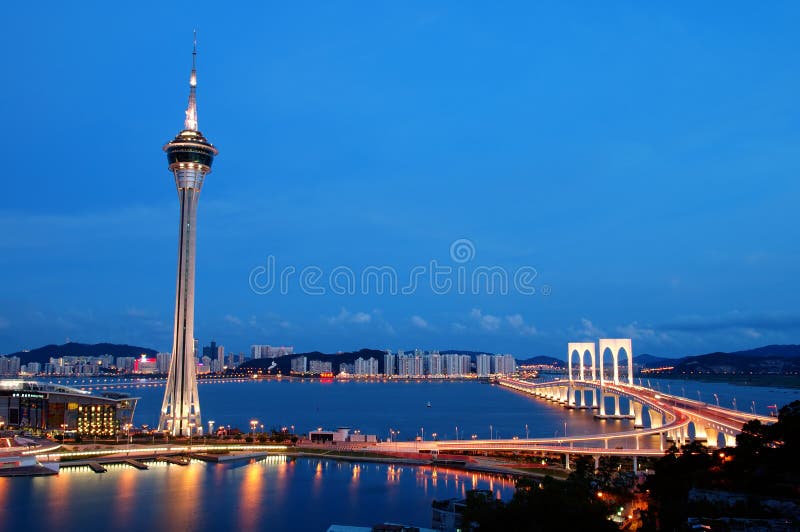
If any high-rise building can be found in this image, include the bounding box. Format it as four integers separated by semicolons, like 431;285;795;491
427;352;442;376
460;354;472;375
251;345;293;359
291;356;308;373
476;354;491;377
354;357;379;376
157;352;172;373
216;345;224;373
309;360;332;374
383;351;395;376
159;36;218;437
491;354;517;375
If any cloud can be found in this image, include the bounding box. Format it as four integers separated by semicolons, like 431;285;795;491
352;312;372;324
327;307;373;325
470;308;501;331
574;318;605;339
224;314;243;326
615;321;673;344
410;315;429;329
506;314;537;336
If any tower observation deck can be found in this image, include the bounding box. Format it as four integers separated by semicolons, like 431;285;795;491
158;35;218;437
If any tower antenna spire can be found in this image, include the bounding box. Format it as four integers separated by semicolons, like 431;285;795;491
184;30;198;131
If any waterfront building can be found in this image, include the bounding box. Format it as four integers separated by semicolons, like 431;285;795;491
354;357;379;376
309;360;333;374
0;357;21;376
397;353;412;377
460;355;472;375
443;354;460;377
0;380;138;436
251;345;294;359
383;352;395;376
476;354;491;377
427;352;443;376
291;356;308;373
159;36;217;436
216;345;225;373
492;354;517;375
156;352;172;373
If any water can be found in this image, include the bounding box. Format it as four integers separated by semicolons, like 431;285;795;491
0;457;516;531
14;377;795;530
55;379;642;439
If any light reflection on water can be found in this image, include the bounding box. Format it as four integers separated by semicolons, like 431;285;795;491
1;457;516;531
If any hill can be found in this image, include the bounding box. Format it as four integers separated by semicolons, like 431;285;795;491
8;342;157;365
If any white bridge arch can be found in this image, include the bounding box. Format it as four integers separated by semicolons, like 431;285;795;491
567;342;596;382
598;338;633;386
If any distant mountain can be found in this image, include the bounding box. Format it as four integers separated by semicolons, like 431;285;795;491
7;342;157;365
636;345;800;375
634;354;675;367
517;356;564;367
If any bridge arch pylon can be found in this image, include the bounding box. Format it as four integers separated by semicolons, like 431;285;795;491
567;342;596;382
598;338;633;386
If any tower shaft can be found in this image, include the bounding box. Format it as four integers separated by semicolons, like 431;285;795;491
159;183;203;436
158;35;217;437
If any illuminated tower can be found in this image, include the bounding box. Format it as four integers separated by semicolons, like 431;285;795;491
158;35;218;436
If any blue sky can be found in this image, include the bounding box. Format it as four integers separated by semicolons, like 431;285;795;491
1;2;799;358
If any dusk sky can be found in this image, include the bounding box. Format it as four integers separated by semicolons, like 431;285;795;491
1;3;798;358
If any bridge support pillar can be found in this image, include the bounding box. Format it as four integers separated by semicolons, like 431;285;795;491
591;388;598;409
659;431;665;451
567;385;576;408
724;433;737;447
598;390;606;416
579;387;586;408
649;409;663;429
594;455;600;471
705;428;718;448
565;453;570;470
692;422;707;442
614;395;621;417
633;456;638;474
632;402;644;428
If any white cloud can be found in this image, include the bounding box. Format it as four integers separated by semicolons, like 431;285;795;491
224;314;243;326
327;308;373;326
410;315;429;329
470;308;501;331
506;314;537;336
352;312;372;324
577;318;605;339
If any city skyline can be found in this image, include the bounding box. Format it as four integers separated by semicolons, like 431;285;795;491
1;3;799;358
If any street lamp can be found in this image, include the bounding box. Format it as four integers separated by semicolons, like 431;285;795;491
732;398;737;411
455;426;459;441
525;424;529;439
489;425;493;440
713;393;720;407
250;419;258;436
697;390;701;402
420;427;424;441
751;401;756;414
